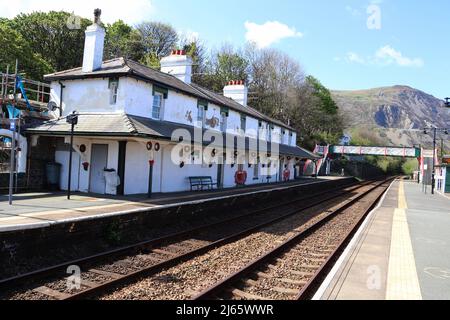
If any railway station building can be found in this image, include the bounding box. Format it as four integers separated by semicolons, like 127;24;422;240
25;15;318;196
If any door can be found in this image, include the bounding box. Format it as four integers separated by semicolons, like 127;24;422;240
279;159;284;182
89;144;108;194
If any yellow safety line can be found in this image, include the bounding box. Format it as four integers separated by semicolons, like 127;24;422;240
386;180;422;300
398;179;408;209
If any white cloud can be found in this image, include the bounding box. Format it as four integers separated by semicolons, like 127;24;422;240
341;45;424;68
375;45;424;67
346;52;365;64
244;21;303;48
0;0;154;24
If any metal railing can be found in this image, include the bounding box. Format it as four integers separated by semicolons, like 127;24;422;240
1;72;51;107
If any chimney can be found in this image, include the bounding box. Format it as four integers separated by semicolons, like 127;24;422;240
223;80;248;106
82;8;105;73
160;50;193;84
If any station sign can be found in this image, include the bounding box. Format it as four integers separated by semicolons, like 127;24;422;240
422;150;435;158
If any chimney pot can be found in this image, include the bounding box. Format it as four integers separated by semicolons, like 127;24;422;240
161;50;193;83
224;80;248;106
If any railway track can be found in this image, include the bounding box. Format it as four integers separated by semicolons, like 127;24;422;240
193;177;394;300
1;178;381;300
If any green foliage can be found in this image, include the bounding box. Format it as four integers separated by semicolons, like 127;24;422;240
306;76;339;115
349;127;383;146
140;52;161;69
195;45;249;92
9;11;91;72
0;22;52;79
105;20;144;61
402;159;419;176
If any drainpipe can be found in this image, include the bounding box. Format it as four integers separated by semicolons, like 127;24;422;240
58;81;65;118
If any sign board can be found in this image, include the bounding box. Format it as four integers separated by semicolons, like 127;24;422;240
422;150;435;158
9;121;15;131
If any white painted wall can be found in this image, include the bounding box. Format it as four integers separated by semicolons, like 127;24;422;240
49;75;297;145
122;78;154;118
160;144;218;193
51;79;124;116
124;141;163;195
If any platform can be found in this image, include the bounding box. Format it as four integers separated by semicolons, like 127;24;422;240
316;179;450;300
0;177;344;232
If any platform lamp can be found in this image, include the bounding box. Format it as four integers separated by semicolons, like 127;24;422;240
66;111;79;200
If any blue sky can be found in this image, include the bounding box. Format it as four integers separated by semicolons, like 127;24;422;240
2;0;449;98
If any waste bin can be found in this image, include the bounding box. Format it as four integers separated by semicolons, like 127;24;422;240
46;162;62;190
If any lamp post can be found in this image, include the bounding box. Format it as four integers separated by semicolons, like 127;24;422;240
66;111;78;200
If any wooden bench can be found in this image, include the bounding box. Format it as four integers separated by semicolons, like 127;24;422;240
188;176;218;191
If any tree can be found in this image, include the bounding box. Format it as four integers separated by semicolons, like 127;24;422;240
136;21;178;61
246;45;304;119
202;45;249;92
104;20;144;61
0;22;52;80
305;76;339;114
9;11;91;72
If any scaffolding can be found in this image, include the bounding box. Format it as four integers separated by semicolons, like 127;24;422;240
1;68;52;177
1;71;51;112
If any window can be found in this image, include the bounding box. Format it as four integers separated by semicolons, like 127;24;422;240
152;93;163;119
197;105;205;127
289;132;293;146
109;78;119;105
267;124;272;142
220;111;227;132
240;116;246;134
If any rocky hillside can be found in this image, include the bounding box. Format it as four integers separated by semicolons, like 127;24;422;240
332;86;449;150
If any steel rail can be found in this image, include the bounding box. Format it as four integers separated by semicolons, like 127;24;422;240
295;178;395;300
63;180;375;300
0;179;362;292
192;177;394;300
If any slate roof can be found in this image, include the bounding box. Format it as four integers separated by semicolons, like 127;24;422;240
25;113;319;159
44;58;294;131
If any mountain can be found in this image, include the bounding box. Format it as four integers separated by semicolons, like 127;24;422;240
332;85;449;150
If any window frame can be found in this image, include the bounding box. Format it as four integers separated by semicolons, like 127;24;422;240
220;111;228;132
240;115;247;134
152;92;164;120
266;124;272;142
108;78;119;105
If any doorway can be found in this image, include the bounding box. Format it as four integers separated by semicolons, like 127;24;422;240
89;144;108;194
